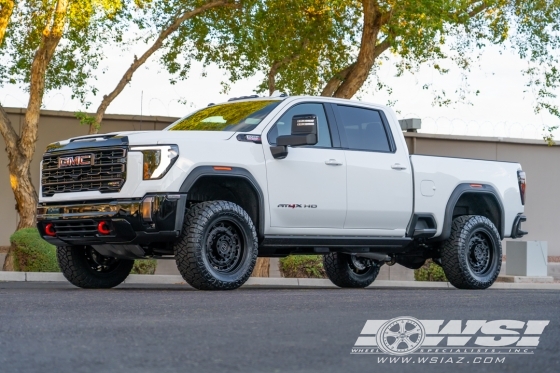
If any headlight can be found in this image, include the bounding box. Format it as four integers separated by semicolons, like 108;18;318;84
130;145;179;180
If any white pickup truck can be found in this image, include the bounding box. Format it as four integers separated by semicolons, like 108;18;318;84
37;96;527;290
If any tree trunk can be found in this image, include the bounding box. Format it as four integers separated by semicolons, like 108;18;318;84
321;1;392;99
89;0;237;134
2;247;15;271
0;0;15;45
0;0;68;232
251;258;270;277
331;0;380;99
9;155;38;230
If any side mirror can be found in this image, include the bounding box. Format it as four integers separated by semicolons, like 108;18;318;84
270;114;318;159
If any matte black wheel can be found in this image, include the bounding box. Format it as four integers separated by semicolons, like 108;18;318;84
174;201;258;290
57;246;134;289
440;215;502;289
323;253;381;288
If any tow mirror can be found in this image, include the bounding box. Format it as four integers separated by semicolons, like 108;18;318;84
270;114;318;159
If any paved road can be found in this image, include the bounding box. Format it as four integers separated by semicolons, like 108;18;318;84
0;282;558;373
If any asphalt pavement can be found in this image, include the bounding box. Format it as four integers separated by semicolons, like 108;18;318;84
0;282;558;373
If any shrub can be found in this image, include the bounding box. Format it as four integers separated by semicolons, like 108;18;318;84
131;259;157;275
279;255;326;278
414;260;447;282
8;228;59;272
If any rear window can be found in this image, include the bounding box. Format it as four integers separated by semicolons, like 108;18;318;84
167;100;280;132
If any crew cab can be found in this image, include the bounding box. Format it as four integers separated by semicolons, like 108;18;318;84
37;95;527;290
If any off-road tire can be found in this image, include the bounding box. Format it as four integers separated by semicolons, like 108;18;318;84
174;201;258;290
57;246;134;289
440;215;502;289
323;253;381;288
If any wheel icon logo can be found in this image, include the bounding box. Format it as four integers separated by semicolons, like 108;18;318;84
376;317;425;355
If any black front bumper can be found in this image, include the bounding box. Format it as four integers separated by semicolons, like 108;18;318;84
37;194;187;251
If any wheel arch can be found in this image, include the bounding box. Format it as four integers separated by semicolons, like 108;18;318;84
435;183;505;242
179;166;265;240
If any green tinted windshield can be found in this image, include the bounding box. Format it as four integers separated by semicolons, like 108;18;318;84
168;100;281;132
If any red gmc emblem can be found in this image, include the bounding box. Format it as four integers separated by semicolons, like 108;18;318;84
58;154;94;168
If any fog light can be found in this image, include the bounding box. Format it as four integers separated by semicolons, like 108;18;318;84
45;223;56;237
142;196;154;222
97;221;111;235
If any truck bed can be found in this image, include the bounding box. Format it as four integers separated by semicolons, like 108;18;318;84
411;155;523;238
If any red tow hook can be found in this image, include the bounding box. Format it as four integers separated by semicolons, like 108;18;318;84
45;223;56;237
97;221;111;235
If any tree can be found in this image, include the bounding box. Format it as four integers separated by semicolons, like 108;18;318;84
170;0;359;96
0;0;123;230
183;0;560;121
86;0;240;134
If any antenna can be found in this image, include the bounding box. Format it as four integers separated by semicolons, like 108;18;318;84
140;90;143;130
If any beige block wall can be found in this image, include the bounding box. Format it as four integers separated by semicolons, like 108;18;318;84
1;110;557;255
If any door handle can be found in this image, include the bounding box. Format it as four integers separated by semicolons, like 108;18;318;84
325;159;343;166
391;163;407;170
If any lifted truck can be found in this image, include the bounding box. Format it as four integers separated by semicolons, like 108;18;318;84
37;96;527;290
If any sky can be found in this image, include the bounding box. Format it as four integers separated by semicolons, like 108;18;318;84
1;42;559;140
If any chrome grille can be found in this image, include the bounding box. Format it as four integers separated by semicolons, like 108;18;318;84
42;147;127;197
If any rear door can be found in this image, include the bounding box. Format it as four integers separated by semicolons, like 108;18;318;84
264;102;347;228
332;104;413;235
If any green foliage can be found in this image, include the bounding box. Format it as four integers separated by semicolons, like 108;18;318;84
9;228;59;272
414;260;447;282
131;259;157;274
279;255;327;278
75;111;99;130
0;0;129;105
168;0;560;125
163;0;359;95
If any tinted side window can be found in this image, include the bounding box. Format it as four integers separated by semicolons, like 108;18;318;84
267;103;332;148
336;105;391;152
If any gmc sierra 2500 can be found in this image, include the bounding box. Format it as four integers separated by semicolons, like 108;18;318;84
37;95;527;290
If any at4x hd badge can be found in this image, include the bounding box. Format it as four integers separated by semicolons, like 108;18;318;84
277;204;317;208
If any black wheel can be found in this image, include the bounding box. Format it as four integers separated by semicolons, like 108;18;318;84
57;246;134;289
440;215;502;289
174;201;258;290
323;253;381;288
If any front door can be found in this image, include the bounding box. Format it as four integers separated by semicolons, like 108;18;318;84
264;102;346;228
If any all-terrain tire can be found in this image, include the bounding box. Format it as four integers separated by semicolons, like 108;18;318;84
323;253;381;288
440;215;502;289
174;201;258;290
57;246;134;289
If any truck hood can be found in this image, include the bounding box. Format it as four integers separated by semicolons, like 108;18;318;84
52;130;235;148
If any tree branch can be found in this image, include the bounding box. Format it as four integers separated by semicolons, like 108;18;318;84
268;39;309;95
90;0;238;134
0;104;20;156
19;0;69;159
468;2;489;18
321;63;356;97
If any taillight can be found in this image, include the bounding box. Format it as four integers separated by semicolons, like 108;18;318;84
517;170;526;205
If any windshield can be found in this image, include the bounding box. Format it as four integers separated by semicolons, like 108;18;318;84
167;100;281;132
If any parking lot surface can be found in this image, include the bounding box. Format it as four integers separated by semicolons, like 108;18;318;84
0;282;558;373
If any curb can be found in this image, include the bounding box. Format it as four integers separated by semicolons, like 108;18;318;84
1;272;559;289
